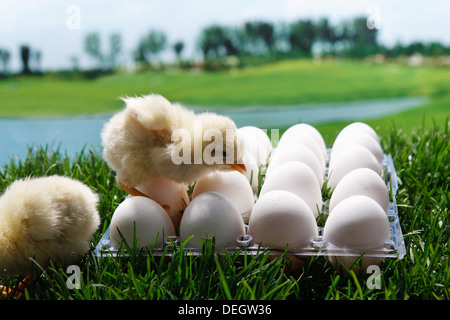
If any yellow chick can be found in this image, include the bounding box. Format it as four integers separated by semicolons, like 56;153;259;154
101;94;246;197
0;175;100;277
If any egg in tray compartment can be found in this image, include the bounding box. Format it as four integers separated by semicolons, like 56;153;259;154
94;122;406;269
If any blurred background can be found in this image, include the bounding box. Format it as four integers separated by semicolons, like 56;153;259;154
1;0;449;164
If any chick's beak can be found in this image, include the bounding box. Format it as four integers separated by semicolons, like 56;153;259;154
230;163;246;174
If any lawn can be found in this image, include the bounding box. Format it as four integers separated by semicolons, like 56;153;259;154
0;59;448;301
1;59;448;143
0;59;449;114
0;119;448;301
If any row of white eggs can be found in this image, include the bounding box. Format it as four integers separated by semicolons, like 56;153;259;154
178;124;326;249
246;123;392;260
323;123;391;269
109;170;254;250
108;122;393;270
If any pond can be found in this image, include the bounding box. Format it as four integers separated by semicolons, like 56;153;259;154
201;96;426;129
0;96;426;166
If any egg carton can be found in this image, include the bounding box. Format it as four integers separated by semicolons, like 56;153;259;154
94;153;406;261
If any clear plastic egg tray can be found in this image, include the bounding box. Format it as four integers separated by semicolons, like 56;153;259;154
94;152;406;261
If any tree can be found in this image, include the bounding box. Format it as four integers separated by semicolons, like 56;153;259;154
244;21;275;54
70;55;80;72
222;27;242;56
0;49;11;75
289;19;316;55
197;25;228;60
197;24;245;61
173;41;184;60
352;17;378;47
108;33;122;69
33;50;42;73
343;17;379;57
84;32;103;69
20;45;32;74
324;16;379;58
404;41;425;56
84;32;123;70
315;18;334;43
135;30;167;66
425;42;446;56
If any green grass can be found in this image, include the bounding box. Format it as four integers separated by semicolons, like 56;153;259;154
0;119;448;300
0;59;448;300
1;59;450;117
1;59;448;148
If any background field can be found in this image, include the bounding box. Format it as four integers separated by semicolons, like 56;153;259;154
1;59;449;143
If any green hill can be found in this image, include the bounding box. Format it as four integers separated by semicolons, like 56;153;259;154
1;59;448;140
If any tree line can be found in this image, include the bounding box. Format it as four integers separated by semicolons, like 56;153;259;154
1;15;450;77
195;16;450;68
0;45;42;77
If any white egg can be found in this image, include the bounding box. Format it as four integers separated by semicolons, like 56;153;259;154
277;136;326;172
266;144;324;186
331;131;384;163
260;161;322;217
238;126;273;156
248;190;318;249
329;168;390;213
245;140;269;168
242;150;260;193
180;192;246;248
278;123;327;160
327;145;383;191
334;122;380;144
238;126;272;167
192;170;254;219
136;177;189;230
323;195;391;270
109;196;175;250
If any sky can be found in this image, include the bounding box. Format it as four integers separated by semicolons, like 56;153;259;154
1;0;450;71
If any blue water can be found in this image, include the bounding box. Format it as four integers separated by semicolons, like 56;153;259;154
200;96;427;128
0;96;426;166
0;115;108;166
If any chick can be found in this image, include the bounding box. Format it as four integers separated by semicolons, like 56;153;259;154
101;94;246;197
0;175;100;276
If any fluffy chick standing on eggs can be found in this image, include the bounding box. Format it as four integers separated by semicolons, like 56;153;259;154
101;94;247;198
